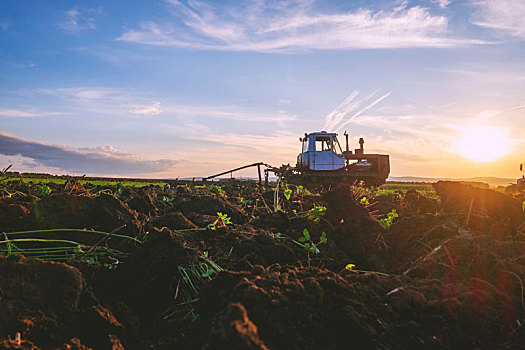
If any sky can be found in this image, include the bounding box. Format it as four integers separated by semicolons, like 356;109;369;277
0;0;524;179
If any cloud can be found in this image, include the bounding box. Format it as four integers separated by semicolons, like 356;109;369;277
0;132;179;175
34;86;296;123
0;109;61;118
117;0;483;52
471;0;525;38
322;90;392;133
59;7;105;33
128;102;162;116
163;104;297;123
433;0;451;9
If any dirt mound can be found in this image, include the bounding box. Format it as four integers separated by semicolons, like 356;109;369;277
113;228;197;322
33;193;141;234
321;185;386;270
124;187;157;217
433;181;524;238
0;255;132;349
206;302;268;350
147;211;197;231
385;214;458;274
177;195;246;224
197;266;391;349
0;201;33;232
402;189;440;215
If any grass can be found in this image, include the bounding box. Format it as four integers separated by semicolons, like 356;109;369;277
380;182;436;197
4;176;168;188
0;228;141;263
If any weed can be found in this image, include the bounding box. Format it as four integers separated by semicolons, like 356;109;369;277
115;182;126;195
161;252;223;323
209;184;225;197
269;232;286;242
308;205;327;223
35;184;51;197
360;196;370;206
284;188;292;201
162;196;176;203
378;209;398;230
293;228;327;255
207;212;232;230
345;263;356;270
345;263;389;276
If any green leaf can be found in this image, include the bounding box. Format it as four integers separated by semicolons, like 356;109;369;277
319;232;327;244
298;237;307;243
304;243;311;249
303;228;310;240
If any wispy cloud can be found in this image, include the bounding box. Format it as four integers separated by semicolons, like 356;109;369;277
59;7;105;33
128;102;162;116
34;86;296;123
0;132;179;175
0;109;57;118
471;0;525;38
434;0;451;9
117;0;483;52
322;90;392;133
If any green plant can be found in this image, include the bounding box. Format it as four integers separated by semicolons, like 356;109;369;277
378;209;398;229
293;228;327;255
308;205;327;222
207;212;232;230
360;196;369;206
35;184;51;197
283;188;292;201
269;232;286;242
161;252;224;323
209;184;225;197
344;263;389;276
0;228;141;263
115;182;126;195
345;263;356;270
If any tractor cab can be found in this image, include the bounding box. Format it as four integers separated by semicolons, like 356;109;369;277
297;131;345;171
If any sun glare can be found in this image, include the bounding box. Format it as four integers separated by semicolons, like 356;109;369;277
456;125;511;162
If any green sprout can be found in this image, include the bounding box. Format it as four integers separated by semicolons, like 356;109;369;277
115;182;126;195
209;184;225;197
207;212;232;230
35;184;51;197
360;196;370;206
378;209;398;230
308;205;327;223
345;263;356;270
283;188;292;201
293;228;327;255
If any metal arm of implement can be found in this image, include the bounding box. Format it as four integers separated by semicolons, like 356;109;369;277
203;162;269;185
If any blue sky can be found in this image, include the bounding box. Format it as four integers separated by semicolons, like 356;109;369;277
1;0;524;178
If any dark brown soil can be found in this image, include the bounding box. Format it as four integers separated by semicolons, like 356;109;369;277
0;179;524;349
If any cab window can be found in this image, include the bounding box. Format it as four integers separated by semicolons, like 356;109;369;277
315;136;331;151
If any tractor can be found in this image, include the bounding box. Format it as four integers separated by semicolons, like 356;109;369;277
268;131;390;186
204;131;390;187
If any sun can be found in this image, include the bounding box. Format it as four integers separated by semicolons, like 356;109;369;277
456;125;511;162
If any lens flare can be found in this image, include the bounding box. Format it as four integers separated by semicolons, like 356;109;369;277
456;126;511;162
